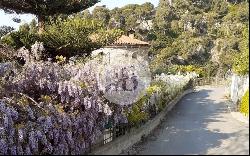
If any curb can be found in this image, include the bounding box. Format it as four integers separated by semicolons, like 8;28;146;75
225;98;249;124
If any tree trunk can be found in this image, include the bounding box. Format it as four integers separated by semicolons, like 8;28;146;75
38;15;45;34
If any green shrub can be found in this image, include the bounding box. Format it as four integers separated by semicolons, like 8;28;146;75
165;65;205;77
1;31;39;50
1;17;123;59
1;22;39;50
146;81;170;112
125;82;163;126
125;76;192;127
239;90;249;116
202;61;219;77
232;47;249;76
41;16;123;57
125;96;149;127
232;26;249;75
2;31;26;49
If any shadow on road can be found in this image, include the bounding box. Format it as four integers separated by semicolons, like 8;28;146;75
122;88;249;155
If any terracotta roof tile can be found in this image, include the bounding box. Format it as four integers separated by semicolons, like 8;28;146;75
112;35;149;46
89;34;149;46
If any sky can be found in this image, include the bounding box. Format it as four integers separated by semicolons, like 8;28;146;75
0;0;159;29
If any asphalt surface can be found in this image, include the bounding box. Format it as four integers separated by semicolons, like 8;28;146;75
124;86;249;155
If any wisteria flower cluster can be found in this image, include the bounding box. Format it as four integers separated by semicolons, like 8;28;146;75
0;43;128;155
16;41;45;63
0;62;14;77
0;98;106;155
153;72;197;99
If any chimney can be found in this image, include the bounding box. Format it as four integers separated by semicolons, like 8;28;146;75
128;29;135;39
129;33;135;39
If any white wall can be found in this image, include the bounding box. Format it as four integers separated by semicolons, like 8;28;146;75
230;74;249;104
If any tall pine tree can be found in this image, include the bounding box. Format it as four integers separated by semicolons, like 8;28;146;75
0;0;99;33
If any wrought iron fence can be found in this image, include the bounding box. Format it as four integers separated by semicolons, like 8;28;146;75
87;123;134;154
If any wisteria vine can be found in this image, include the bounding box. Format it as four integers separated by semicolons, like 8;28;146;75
0;42;127;155
0;42;196;155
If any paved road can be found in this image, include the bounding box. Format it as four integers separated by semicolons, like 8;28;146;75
125;86;249;155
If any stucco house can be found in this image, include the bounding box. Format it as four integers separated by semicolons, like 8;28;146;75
90;31;152;106
95;30;150;60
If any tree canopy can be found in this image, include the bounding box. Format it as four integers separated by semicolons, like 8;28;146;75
0;0;99;33
150;0;249;76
